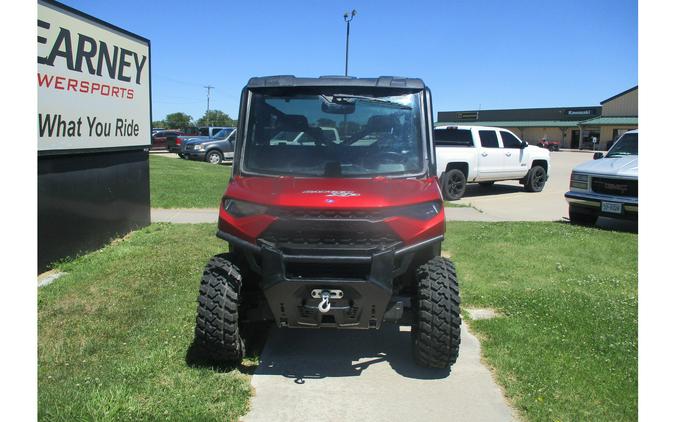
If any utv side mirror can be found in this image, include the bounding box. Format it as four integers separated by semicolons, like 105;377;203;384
520;141;528;149
593;152;604;160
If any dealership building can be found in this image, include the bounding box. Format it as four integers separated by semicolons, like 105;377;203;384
436;86;637;150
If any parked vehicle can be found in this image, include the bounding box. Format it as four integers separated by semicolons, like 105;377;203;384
565;130;638;225
193;75;461;369
166;127;227;156
183;128;237;164
433;125;551;200
151;130;183;150
536;139;560;151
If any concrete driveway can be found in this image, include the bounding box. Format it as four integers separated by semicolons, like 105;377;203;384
244;323;516;422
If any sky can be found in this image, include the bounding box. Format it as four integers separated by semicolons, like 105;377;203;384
61;0;638;122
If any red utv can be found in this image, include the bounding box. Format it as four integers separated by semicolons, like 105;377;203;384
536;139;560;151
194;76;461;368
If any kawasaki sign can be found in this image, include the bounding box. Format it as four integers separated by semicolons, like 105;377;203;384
37;0;151;154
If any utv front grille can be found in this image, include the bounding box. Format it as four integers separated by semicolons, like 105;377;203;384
261;227;399;249
260;212;401;252
269;207;386;221
591;177;638;197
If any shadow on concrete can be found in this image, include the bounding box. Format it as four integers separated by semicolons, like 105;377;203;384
253;323;451;382
458;183;523;199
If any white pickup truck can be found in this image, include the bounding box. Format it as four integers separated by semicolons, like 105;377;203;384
434;125;551;200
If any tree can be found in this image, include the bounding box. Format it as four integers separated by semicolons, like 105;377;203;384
152;120;165;128
196;110;237;127
164;112;192;130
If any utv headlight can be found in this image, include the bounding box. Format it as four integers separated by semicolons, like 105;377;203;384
570;172;589;190
399;201;443;220
222;199;268;218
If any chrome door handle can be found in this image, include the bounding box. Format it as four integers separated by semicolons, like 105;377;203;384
481;152;488;157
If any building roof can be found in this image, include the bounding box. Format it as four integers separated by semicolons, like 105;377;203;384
435;120;581;128
578;116;638;126
600;86;638;104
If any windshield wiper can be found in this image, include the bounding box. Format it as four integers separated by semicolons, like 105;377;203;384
323;94;412;109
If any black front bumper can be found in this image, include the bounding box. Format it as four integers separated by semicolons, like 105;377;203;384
217;230;442;329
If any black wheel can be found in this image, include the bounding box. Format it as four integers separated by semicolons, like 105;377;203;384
478;181;495;188
206;150;223;165
441;169;467;201
412;256;461;368
524;165;547;192
569;206;598;226
195;254;245;362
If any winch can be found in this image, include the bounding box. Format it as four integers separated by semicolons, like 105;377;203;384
310;289;343;313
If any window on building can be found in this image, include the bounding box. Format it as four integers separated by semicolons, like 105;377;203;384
479;130;499;148
500;131;522;148
434;128;474;147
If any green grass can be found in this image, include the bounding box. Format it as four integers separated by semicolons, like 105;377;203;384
38;224;251;421
39;221;637;421
149;155;231;208
443;222;637;422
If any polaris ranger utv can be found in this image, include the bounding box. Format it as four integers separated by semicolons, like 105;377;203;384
194;76;461;368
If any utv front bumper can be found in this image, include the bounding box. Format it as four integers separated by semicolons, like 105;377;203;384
217;230;442;329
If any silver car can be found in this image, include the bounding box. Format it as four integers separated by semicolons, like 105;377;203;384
565;130;638;225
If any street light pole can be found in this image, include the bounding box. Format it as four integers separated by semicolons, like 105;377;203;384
343;10;356;76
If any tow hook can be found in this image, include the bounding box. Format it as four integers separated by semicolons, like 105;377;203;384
318;290;331;313
311;289;343;313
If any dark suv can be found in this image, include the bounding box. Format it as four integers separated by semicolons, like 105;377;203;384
193;75;461;368
183;128;237;164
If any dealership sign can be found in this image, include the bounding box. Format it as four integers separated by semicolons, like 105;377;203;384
38;0;151;154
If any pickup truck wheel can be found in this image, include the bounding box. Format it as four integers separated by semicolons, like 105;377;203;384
206;150;223;165
524;165;547;192
569;206;598;226
194;254;245;363
412;256;461;368
478;181;495;188
441;169;467;201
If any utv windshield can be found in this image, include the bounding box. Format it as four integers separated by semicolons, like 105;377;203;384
606;133;638;157
242;90;425;177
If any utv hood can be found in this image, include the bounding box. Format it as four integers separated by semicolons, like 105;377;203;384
225;176;442;209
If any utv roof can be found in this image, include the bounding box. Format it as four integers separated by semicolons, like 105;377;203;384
246;75;426;89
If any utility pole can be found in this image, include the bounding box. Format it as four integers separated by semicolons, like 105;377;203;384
204;85;214;126
343;10;356;76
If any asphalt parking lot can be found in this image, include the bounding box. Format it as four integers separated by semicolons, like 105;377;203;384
454;150;592;220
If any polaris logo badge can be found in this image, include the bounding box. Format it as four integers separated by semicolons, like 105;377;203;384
302;190;360;197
